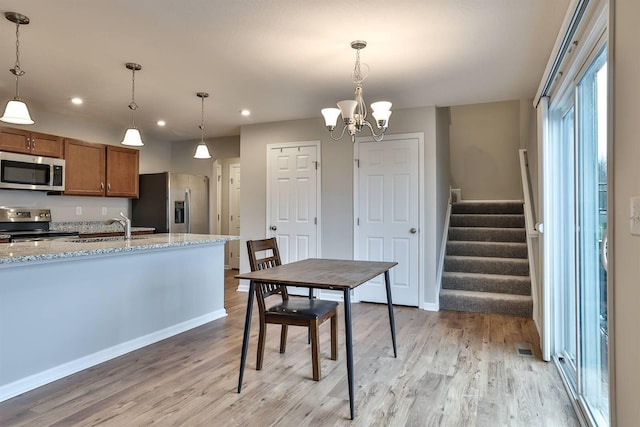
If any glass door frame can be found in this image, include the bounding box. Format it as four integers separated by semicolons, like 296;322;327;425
545;29;609;427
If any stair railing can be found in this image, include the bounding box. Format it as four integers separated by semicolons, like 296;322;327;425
519;149;541;331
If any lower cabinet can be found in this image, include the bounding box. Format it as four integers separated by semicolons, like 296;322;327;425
64;139;139;198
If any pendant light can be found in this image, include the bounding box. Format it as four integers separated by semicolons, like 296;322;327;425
193;92;212;159
321;40;392;143
120;63;143;146
0;12;34;125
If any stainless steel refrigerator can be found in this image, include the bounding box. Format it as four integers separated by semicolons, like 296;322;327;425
132;172;209;234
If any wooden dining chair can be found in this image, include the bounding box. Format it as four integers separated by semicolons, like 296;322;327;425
246;238;338;381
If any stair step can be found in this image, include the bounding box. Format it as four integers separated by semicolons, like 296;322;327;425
446;241;527;259
451;201;524;215
440;289;533;317
450;213;524;228
442;272;531;295
444;255;529;276
448;227;526;243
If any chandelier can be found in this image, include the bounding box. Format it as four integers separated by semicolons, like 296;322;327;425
193;92;212;159
321;40;391;142
0;12;34;125
120;63;144;146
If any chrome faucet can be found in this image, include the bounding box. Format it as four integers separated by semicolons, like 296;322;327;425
106;212;131;239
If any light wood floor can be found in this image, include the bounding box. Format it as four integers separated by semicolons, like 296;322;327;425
0;270;578;426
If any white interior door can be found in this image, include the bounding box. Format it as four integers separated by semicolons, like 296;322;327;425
215;161;222;234
228;163;241;269
267;143;320;294
356;136;420;307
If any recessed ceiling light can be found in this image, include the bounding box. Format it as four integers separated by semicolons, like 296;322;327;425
157;120;166;127
240;109;251;117
71;97;83;105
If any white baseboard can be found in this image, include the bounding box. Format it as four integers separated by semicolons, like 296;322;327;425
422;302;439;311
0;309;227;403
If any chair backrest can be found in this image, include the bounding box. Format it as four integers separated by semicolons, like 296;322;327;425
246;238;289;310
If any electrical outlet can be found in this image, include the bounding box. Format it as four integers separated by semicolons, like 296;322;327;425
75;206;82;215
101;207;108;216
631;197;640;236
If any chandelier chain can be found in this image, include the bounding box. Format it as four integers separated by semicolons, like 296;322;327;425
129;68;138;111
200;95;205;139
13;22;22;75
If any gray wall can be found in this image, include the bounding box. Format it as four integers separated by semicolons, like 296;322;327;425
239;106;447;308
611;1;640;424
450;100;524;200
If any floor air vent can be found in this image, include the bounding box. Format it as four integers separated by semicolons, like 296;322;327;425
516;342;534;357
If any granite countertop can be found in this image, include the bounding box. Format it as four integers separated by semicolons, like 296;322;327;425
50;221;155;235
0;233;239;265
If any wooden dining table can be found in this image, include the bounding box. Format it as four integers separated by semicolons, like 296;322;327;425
235;258;398;420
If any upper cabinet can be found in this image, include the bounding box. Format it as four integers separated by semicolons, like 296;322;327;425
64;139;139;198
63;138;106;196
0;127;63;158
105;145;139;198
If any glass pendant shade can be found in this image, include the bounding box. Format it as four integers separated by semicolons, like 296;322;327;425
194;142;211;159
0;98;34;124
321;108;341;129
337;100;358;121
372;101;392;128
371;101;392;115
121;127;144;146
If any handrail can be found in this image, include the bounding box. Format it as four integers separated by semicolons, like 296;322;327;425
519;148;540;348
519;149;539;237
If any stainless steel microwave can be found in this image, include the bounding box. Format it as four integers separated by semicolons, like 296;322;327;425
0;151;65;191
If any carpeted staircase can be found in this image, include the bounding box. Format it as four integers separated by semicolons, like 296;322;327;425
440;201;533;317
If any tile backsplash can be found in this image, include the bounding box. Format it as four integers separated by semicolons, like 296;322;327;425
0;189;130;221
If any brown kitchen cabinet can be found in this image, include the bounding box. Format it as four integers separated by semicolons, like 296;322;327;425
0;126;64;158
105;145;139;198
64;139;139;198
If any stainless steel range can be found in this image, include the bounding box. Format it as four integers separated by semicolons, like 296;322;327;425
0;207;79;242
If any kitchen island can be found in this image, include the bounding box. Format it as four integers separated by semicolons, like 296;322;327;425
0;233;239;402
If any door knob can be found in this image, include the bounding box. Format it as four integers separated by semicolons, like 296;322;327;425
270;225;277;231
410;227;417;234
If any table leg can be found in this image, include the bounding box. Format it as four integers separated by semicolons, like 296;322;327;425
237;280;256;393
343;288;355;420
384;270;398;358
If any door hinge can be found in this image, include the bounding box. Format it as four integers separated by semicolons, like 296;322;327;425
355;159;360;168
357;218;360;226
217;214;220;220
230;215;233;222
314;217;317;225
230;178;234;184
218;175;221;182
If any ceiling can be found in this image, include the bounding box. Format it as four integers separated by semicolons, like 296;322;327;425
0;0;569;144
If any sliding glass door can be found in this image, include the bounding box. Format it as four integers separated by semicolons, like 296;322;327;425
575;46;608;425
547;44;609;427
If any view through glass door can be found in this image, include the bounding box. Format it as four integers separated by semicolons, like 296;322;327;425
575;45;608;425
548;45;608;427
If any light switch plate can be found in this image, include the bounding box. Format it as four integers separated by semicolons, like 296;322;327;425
631;197;640;236
101;207;108;216
75;206;82;216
